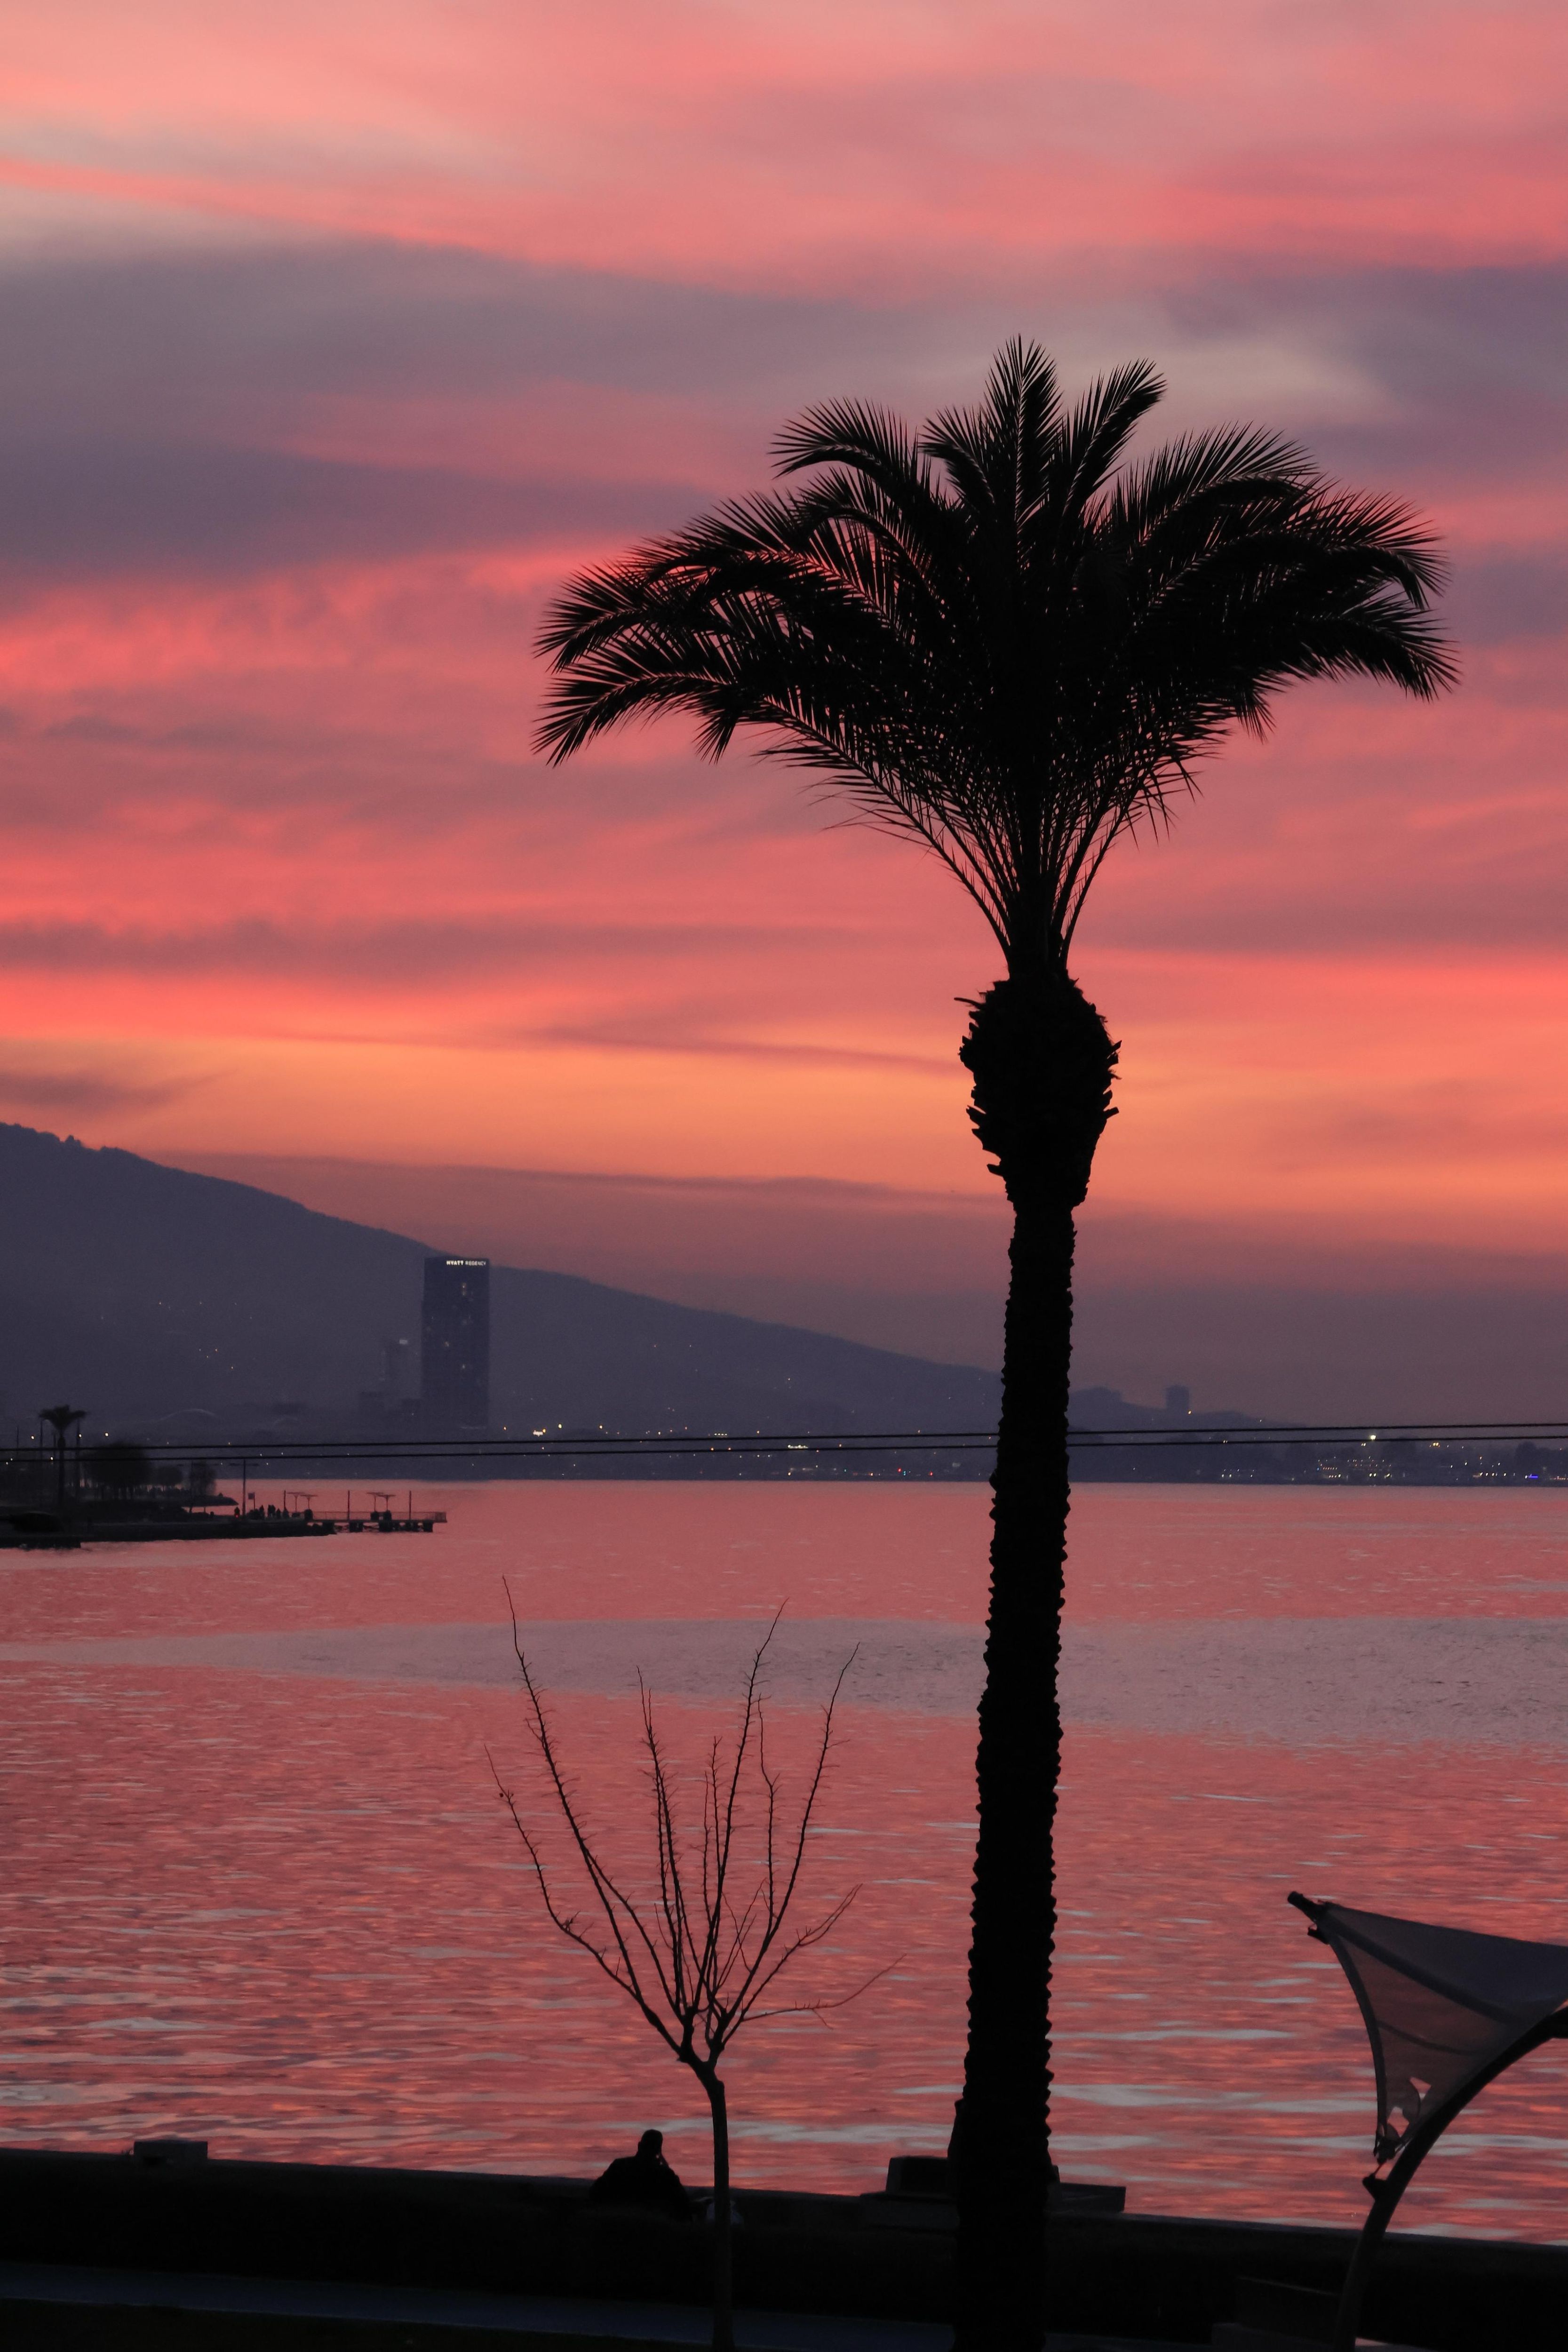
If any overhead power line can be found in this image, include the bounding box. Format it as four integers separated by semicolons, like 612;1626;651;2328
30;1418;1568;1466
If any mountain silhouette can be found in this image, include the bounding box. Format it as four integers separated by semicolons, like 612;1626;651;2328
0;1123;1001;1442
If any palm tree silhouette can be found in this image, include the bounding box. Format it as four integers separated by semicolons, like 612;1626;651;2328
535;342;1454;2348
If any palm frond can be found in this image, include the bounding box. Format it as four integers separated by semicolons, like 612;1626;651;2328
535;342;1456;970
922;338;1061;525
1042;359;1165;532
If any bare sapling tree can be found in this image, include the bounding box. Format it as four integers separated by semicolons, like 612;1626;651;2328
490;1602;874;2352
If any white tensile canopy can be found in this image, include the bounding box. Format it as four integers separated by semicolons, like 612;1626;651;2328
1293;1896;1568;2163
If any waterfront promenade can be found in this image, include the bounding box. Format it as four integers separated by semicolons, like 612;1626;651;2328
0;2146;1561;2349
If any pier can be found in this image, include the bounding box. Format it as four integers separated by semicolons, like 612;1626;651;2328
0;1503;446;1549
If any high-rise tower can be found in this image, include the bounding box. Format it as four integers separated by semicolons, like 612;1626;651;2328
421;1257;490;1431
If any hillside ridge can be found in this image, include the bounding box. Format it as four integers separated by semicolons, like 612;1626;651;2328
0;1123;1001;1440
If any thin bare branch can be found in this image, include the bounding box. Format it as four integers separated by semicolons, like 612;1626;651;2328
501;1582;681;2018
493;1595;866;2089
746;1953;902;2026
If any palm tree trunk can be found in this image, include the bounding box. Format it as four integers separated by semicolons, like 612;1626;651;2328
703;2069;735;2352
952;969;1117;2352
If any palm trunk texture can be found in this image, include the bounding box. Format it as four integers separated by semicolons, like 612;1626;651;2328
952;970;1117;2351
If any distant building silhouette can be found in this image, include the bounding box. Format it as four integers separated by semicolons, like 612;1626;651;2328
421;1257;490;1431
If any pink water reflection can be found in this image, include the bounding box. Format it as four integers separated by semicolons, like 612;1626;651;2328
0;1659;970;2190
3;1483;1568;2234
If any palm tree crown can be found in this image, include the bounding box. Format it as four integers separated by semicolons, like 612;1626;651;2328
536;340;1455;972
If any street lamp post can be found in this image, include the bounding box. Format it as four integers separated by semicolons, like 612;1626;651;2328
39;1403;86;1516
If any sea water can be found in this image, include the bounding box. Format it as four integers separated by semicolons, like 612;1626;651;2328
4;1480;1568;2238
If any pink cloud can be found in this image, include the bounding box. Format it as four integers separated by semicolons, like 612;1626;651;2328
0;3;1563;1394
5;4;1565;287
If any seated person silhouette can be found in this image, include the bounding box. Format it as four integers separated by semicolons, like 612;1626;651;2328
588;2128;691;2221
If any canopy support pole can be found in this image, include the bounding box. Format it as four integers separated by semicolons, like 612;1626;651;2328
1330;2010;1568;2352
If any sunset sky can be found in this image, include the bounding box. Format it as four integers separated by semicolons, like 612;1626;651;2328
2;1;1565;1414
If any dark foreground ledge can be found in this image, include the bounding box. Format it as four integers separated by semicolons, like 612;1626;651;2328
0;2148;952;2328
0;2258;955;2352
3;2149;1568;2348
1050;2208;1568;2349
